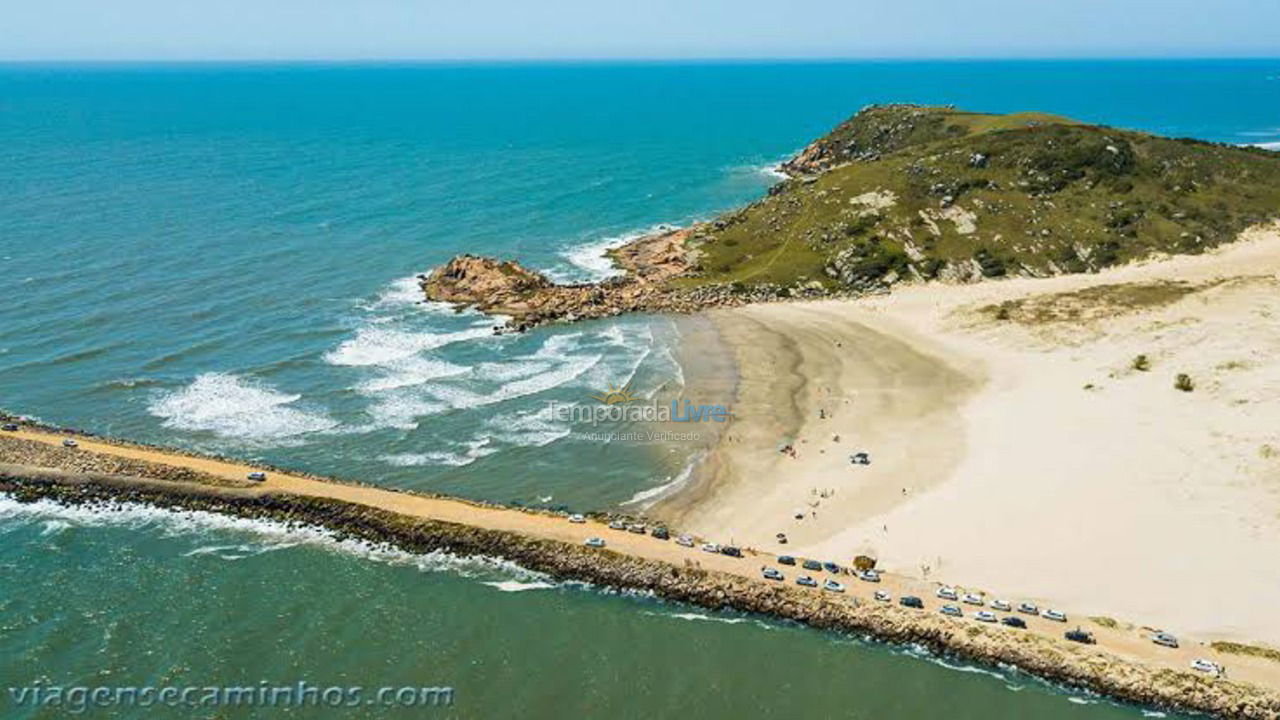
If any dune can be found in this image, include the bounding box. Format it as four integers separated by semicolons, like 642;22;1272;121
660;223;1280;645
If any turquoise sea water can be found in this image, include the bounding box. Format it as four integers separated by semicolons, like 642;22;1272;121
3;60;1277;717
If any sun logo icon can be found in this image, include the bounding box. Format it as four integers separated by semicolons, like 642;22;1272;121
590;382;639;405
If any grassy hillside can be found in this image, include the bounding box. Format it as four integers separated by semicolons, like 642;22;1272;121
676;105;1280;293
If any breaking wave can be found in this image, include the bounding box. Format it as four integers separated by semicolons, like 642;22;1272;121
148;372;337;442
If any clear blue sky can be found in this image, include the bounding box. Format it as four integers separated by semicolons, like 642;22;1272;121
2;0;1277;61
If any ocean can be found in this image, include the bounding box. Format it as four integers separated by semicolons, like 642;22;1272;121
3;59;1277;717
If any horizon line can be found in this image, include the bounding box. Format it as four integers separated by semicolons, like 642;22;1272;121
1;55;1279;66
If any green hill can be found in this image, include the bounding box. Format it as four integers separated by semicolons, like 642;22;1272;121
676;105;1280;293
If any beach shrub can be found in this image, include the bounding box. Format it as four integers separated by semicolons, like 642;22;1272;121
1174;373;1195;392
1132;354;1151;372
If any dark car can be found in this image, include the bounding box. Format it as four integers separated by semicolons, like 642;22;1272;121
650;527;670;540
822;562;842;574
1001;616;1027;629
1065;629;1096;645
802;559;822;571
777;555;796;566
1;424;18;432
721;546;743;558
899;596;924;609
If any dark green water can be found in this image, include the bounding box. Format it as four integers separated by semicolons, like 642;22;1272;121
0;498;1172;719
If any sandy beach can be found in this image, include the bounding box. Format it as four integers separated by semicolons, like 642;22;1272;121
659;223;1280;646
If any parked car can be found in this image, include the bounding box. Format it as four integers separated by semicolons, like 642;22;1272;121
627;524;647;534
962;593;984;606
899;596;924;609
1065;629;1095;644
1;423;18;432
936;586;958;601
721;546;743;558
1043;609;1068;622
823;580;845;593
1001;616;1027;629
650;527;670;540
822;562;842;574
857;569;881;583
62;439;78;448
568;514;586;524
974;611;997;623
762;568;784;581
1017;602;1040;615
940;604;963;617
796;575;818;588
873;590;891;602
990;599;1012;612
585;537;606;548
246;471;267;482
1190;659;1221;675
609;520;627;530
777;555;796;566
701;543;721;554
675;535;695;547
802;559;823;571
1152;632;1179;649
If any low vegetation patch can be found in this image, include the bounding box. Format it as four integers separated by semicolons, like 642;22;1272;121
1174;373;1196;392
1211;641;1280;664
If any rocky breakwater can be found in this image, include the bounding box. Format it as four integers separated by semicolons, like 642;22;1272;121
2;464;1279;718
419;227;760;331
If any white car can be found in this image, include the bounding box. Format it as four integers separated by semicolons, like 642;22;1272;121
1017;602;1040;615
701;543;721;554
857;569;881;583
762;568;784;581
936;586;958;601
1152;632;1179;649
823;580;845;593
608;520;626;530
940;604;963;617
1043;609;1067;622
585;537;606;548
962;593;984;606
62;439;79;448
247;471;267;482
974;611;997;623
990;599;1012;612
1190;659;1221;675
568;514;586;524
873;590;891;602
675;535;695;547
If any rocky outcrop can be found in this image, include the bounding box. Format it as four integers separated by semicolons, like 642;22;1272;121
421;228;744;331
780;103;959;176
4;466;1280;719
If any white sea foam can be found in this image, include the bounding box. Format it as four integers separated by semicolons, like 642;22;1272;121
760;162;790;180
381;438;498;468
325;324;497;368
0;495;544;582
482;580;558;593
621;456;700;509
148;372;337;441
1252;141;1280;151
551;224;680;283
483;410;571;448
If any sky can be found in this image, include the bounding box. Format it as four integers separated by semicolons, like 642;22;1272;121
1;0;1277;61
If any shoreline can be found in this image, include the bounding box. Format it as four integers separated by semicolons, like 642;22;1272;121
3;427;1280;717
661;223;1280;647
